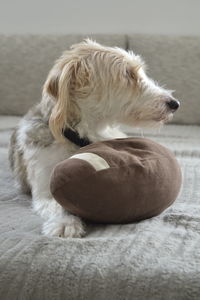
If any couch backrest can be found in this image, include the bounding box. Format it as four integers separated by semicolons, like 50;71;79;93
0;34;199;124
0;34;126;116
128;34;200;125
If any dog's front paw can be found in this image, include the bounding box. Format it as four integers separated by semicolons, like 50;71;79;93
42;215;86;238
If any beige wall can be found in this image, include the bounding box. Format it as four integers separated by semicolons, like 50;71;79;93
0;0;200;35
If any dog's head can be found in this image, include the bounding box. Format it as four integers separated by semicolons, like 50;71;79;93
43;39;180;142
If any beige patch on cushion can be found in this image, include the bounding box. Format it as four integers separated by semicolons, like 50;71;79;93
69;153;110;171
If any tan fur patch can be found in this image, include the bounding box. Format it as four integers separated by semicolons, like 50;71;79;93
9;128;31;194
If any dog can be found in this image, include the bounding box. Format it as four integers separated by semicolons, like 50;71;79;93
9;39;180;238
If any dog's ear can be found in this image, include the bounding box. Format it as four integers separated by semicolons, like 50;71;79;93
44;69;61;99
44;57;90;143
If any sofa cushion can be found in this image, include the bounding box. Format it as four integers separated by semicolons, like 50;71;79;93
1;116;200;300
128;34;200;125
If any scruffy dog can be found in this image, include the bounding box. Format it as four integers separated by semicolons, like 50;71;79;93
9;39;180;238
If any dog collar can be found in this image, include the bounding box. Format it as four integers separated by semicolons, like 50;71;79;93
63;128;91;147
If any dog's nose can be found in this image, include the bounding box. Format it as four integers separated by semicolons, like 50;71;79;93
167;99;180;111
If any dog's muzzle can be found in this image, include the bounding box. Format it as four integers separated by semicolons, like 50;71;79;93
166;99;180;111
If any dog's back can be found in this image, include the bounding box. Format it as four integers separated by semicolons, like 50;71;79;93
9;127;31;194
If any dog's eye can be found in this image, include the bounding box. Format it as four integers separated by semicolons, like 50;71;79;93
126;68;136;82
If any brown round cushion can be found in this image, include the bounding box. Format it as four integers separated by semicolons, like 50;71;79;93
50;138;182;224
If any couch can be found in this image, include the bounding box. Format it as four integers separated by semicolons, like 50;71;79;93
0;34;200;300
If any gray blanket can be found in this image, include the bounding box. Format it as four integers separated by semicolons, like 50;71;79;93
0;116;200;300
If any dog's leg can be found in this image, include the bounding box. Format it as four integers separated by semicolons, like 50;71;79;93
25;143;86;238
32;192;85;238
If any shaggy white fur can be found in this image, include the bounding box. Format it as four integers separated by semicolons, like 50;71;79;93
9;39;179;238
